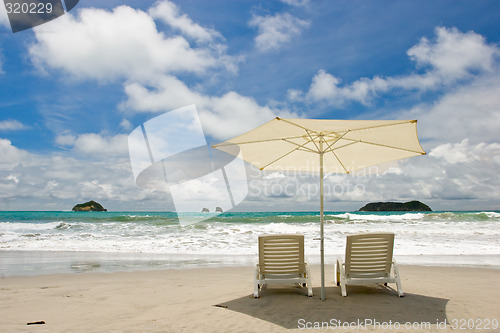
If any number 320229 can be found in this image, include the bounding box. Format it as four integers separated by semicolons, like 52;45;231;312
5;2;54;14
451;318;498;330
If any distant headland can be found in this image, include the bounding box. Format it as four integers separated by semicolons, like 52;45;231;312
72;200;107;212
359;200;431;212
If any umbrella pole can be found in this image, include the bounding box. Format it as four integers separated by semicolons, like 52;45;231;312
320;140;325;301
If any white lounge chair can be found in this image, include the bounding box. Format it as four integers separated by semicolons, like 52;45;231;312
254;234;313;298
335;232;404;297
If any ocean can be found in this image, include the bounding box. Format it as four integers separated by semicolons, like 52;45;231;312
1;211;499;276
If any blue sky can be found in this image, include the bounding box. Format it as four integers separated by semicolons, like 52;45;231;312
0;0;499;211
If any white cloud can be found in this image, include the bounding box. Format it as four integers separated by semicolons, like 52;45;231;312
57;133;129;157
0;139;31;169
296;27;499;106
149;1;221;43
0;138;169;210
29;5;234;82
407;27;496;82
55;133;77;146
120;119;132;131
402;73;500;146
122;75;298;140
0;120;27;131
249;13;309;52
302;70;388;106
429;139;500;164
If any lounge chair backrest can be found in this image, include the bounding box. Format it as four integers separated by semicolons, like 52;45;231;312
258;234;305;276
345;233;394;279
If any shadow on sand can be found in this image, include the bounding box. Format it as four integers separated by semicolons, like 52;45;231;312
216;284;449;329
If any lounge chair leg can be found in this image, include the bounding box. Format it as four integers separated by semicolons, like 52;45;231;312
396;279;404;297
305;263;313;297
340;280;347;297
339;272;347;297
335;261;340;286
254;266;260;298
392;260;404;297
254;284;260;298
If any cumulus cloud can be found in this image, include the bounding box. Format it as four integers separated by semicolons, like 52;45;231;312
430;139;500;164
149;1;222;43
122;75;298;140
29;4;236;82
56;132;129;157
0;120;27;131
0;138;169;210
400;73;500;146
292;27;499;106
0;139;31;169
249;13;309;52
407;27;496;81
55;133;76;146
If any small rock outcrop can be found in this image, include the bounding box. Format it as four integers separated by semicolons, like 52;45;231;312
72;200;107;212
215;207;223;212
359;200;431;212
202;208;210;212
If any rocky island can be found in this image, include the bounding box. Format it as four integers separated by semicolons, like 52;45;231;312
359;200;431;212
72;200;107;212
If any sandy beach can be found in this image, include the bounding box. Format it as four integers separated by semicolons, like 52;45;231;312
1;264;499;332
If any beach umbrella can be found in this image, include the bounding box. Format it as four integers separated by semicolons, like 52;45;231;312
212;117;426;300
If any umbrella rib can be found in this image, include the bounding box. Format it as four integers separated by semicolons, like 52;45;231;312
278;118;415;135
282;138;317;154
305;130;321;152
333;137;425;155
323;130;348;151
322;131;353;173
212;135;310;147
324;140;358;154
344;119;416;133
276;117;314;132
260;136;317;170
330;150;350;174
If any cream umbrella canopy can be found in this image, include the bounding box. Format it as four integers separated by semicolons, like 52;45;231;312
212;117;426;300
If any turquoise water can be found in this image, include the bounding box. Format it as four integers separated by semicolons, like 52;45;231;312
1;210;499;276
